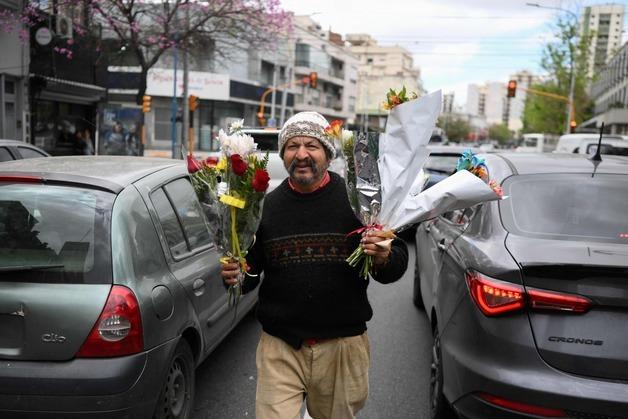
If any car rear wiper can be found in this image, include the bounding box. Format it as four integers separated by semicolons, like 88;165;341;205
0;264;65;272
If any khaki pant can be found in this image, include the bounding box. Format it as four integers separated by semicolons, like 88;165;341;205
255;331;370;419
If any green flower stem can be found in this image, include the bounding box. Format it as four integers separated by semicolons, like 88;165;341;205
346;245;374;279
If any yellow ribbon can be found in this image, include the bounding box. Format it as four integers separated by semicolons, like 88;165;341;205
220;194;246;209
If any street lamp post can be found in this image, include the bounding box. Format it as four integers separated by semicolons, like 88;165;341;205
526;2;578;134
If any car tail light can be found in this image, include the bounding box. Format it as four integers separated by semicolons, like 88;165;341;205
0;175;43;183
466;271;594;317
527;288;592;313
477;392;566;417
465;272;525;316
76;285;143;358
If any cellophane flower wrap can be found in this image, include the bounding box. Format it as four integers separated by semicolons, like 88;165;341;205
188;120;270;306
333;88;504;279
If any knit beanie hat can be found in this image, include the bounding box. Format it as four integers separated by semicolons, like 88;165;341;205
278;111;336;159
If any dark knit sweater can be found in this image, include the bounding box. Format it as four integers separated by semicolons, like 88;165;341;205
242;171;408;349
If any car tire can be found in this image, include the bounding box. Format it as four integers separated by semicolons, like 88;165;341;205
154;340;195;419
430;330;456;419
413;256;425;309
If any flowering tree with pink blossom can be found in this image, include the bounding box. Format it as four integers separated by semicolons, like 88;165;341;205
1;0;291;103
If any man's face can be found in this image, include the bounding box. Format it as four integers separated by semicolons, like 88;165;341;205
283;136;330;186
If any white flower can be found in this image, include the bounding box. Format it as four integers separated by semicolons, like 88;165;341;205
341;129;354;143
229;119;244;134
217;129;257;156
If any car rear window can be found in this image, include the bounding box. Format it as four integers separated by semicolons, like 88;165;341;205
246;132;278;152
0;183;114;283
500;174;628;244
425;155;459;174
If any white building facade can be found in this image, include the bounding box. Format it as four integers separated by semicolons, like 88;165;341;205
292;16;359;124
346;33;424;130
0;0;30;142
580;4;625;78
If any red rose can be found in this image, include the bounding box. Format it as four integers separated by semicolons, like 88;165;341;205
230;154;248;176
251;168;270;192
187;154;202;174
205;156;218;167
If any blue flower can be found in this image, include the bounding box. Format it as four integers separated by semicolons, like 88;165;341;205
456;149;474;171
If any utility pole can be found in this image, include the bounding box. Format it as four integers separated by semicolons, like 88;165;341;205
279;40;294;127
170;44;178;159
181;5;190;158
526;2;578;134
269;50;279;127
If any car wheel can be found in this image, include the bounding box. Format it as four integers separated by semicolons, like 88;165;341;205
413;256;425;309
430;330;455;419
154;340;195;419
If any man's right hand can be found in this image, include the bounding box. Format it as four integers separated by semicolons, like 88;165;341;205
220;261;242;287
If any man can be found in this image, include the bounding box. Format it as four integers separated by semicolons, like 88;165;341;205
221;111;408;419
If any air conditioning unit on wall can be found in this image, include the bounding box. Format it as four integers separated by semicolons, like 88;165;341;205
56;14;73;39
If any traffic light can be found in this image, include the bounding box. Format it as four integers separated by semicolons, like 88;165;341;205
570;119;577;133
188;94;199;112
507;80;517;98
309;71;318;88
142;95;151;113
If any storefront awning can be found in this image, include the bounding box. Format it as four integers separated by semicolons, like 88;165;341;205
30;74;106;105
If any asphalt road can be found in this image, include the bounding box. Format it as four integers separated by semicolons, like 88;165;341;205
192;242;434;419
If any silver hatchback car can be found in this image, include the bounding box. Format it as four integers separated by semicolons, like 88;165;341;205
0;156;257;418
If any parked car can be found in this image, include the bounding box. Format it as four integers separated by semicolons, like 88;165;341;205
414;152;628;418
421;145;481;190
554;133;627;154
0;156;257;417
0;139;50;161
203;127;346;192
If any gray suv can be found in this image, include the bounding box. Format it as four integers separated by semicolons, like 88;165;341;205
0;156;257;418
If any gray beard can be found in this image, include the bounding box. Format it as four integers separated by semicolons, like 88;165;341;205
288;158;321;186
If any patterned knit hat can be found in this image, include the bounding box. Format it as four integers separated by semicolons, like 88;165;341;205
278;111;336;159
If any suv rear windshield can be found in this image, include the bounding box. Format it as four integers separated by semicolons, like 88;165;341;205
500;174;628;244
0;183;114;283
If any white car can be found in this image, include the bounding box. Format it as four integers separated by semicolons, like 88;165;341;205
554;133;628;155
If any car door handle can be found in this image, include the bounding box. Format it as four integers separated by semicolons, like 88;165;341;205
192;278;206;297
437;238;447;251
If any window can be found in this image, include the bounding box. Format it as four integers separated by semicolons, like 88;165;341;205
18;147;47;159
152;188;188;258
4;80;15;95
0;147;13;162
163;179;212;251
152;178;212;259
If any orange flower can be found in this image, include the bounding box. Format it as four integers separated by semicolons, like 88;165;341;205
325;120;343;138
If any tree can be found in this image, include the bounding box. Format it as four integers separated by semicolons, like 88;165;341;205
3;0;290;104
438;115;470;142
522;17;594;134
488;123;511;145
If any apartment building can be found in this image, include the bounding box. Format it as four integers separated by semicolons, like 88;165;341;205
346;33;424;130
580;4;625;78
292;15;359;124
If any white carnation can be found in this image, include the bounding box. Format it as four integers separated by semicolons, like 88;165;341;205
218;129;257;156
341;129;354;143
229;119;244;134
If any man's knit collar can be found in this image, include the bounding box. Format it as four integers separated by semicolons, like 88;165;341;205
287;170;330;193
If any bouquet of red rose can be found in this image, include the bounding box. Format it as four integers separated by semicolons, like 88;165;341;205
188;121;270;306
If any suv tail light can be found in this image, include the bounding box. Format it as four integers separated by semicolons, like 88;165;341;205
76;285;143;358
477;392;566;417
466;271;593;317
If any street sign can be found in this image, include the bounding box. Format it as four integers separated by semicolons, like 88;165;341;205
35;27;52;46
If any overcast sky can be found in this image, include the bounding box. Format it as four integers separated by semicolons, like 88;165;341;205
280;0;628;107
